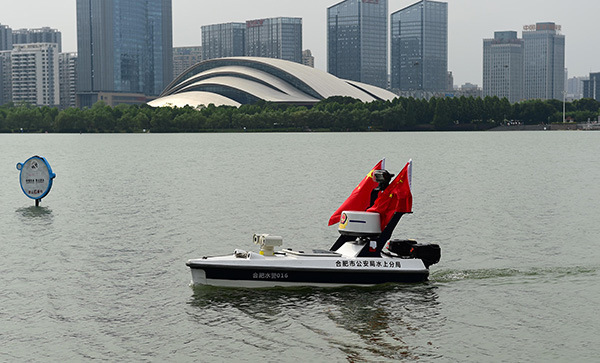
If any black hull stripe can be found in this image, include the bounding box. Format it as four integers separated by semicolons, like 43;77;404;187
189;265;429;284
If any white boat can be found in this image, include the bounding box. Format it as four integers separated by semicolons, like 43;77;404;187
186;159;440;288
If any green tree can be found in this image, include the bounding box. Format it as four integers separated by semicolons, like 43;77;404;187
572;98;600;113
55;107;85;132
517;100;555;124
5;105;43;132
433;98;452;129
0;108;6;132
133;107;152;131
380;103;406;130
88;101;116;132
151;107;175;132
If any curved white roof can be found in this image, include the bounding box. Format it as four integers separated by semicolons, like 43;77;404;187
169;66;302;96
148;91;241;108
345;80;399;101
152;57;396;108
177;76;319;104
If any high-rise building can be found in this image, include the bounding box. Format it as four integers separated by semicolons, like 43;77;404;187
0;24;13;105
202;18;302;64
76;0;173;107
302;49;314;68
457;82;482;98
583;73;600;101
13;27;62;52
11;43;59;106
173;46;203;78
245;17;302;63
483;31;523;103
0;24;13;51
328;0;388;88
0;50;12;105
391;0;447;92
567;76;587;100
59;52;78;109
201;23;245;60
522;22;565;100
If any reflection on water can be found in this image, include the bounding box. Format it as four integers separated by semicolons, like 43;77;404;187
188;284;440;361
16;205;53;220
322;284;440;361
186;265;600;361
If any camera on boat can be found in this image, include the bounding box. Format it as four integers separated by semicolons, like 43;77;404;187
253;233;283;256
372;169;394;184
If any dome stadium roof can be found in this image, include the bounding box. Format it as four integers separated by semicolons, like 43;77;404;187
148;57;397;108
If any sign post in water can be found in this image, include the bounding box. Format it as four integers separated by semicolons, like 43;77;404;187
16;156;56;206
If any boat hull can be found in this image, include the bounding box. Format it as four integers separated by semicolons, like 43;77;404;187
186;255;429;288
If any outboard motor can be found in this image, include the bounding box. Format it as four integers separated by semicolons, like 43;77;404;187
386;239;441;268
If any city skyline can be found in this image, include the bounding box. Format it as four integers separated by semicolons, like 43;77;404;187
1;0;599;87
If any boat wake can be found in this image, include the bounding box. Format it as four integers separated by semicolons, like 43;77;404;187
430;265;598;284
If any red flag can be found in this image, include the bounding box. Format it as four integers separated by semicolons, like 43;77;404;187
328;159;384;226
367;160;413;230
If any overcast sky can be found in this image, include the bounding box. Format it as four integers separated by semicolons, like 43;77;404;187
2;0;599;86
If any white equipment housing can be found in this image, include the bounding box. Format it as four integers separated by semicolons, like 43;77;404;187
253;233;283;256
338;211;381;237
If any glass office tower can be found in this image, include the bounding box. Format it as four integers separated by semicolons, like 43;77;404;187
245;17;302;63
391;0;447;92
582;73;600;101
201;23;246;60
76;0;173;106
327;0;388;89
522;22;565;101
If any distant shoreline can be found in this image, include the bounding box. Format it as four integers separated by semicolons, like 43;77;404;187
488;123;598;131
3;124;598;133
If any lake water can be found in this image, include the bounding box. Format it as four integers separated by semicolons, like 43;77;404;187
1;132;599;362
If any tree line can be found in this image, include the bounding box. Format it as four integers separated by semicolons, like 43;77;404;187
1;96;599;133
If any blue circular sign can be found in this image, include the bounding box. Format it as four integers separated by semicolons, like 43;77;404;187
16;156;56;200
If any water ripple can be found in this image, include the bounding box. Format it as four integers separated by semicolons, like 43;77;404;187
186;284;442;361
431;265;599;283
